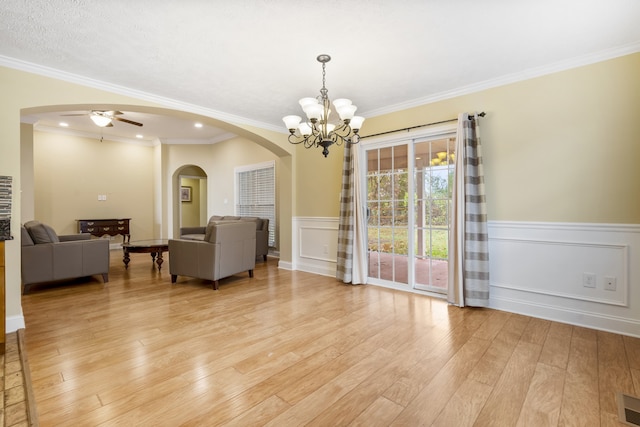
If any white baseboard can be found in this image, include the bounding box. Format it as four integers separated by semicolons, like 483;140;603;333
491;294;640;338
6;315;25;333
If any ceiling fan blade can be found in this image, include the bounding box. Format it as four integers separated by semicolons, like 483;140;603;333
113;116;143;127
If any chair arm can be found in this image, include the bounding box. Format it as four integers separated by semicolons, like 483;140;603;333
21;243;54;285
180;226;206;237
169;239;219;281
59;233;91;242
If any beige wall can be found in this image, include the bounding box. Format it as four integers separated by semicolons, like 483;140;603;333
32;132;155;239
351;52;640;224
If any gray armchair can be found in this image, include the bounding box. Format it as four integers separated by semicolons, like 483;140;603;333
169;221;256;290
21;221;110;293
180;215;269;261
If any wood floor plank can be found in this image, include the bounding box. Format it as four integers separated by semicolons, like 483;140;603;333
516;362;566;426
538;321;573;369
264;348;396;426
473;340;543;427
18;252;639;425
598;330;636;415
348;396;404;427
382;308;492;407
430;378;493;427
390;336;493;426
558;329;600;427
624;335;640;370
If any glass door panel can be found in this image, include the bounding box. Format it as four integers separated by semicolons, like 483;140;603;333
413;137;455;292
367;145;409;285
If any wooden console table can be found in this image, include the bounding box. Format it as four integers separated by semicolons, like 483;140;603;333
77;218;131;243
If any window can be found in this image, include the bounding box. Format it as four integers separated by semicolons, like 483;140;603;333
235;161;276;248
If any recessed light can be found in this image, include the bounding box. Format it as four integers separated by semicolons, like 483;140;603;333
59;122;69;127
194;122;203;128
136;134;143;139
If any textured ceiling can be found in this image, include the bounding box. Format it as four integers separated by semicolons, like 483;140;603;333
2;0;640;142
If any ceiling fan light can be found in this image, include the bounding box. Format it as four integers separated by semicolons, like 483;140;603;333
90;114;112;127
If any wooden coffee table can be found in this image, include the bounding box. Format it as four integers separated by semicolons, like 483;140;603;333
122;239;169;270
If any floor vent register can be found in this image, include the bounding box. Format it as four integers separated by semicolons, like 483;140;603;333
619;393;640;426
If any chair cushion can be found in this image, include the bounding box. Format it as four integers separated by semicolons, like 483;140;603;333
21;226;35;246
181;234;205;241
25;221;60;244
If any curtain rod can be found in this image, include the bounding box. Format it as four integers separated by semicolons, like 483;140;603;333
360;111;485;140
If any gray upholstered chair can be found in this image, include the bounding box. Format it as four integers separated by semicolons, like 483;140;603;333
169;221;256;290
21;221;110;293
180;215;269;261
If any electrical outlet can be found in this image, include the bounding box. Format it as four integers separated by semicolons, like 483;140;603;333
583;272;596;288
604;276;617;291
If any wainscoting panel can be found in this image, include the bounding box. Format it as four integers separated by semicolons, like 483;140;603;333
292;217;339;277
489;221;640;337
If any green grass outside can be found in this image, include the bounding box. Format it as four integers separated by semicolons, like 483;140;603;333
368;227;448;259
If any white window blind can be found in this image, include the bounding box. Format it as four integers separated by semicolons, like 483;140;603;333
235;161;276;247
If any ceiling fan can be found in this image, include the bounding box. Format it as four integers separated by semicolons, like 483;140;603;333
62;110;143;127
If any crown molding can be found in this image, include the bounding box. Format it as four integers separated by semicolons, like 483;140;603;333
361;42;640;118
0;55;283;133
160;132;236;145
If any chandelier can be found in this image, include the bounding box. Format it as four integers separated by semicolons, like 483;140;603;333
283;54;365;157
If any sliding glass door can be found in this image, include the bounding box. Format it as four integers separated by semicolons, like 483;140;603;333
365;134;455;294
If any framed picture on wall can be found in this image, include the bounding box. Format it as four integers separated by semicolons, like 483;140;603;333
180;186;192;202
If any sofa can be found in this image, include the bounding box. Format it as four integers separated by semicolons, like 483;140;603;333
180;215;269;261
21;221;110;293
169;220;256;290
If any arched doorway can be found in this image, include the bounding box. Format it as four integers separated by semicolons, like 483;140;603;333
178;165;207;229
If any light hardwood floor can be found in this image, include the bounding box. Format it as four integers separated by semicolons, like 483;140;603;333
21;250;640;426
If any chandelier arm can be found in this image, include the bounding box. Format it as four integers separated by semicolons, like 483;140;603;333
287;134;306;145
304;135;318;149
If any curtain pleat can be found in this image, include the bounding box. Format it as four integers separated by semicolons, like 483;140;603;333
448;113;490;307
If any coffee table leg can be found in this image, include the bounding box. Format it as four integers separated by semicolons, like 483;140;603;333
123;248;130;269
156;251;164;270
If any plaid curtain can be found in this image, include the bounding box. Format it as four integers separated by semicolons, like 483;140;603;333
336;143;354;282
448;113;490;307
336;143;367;284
